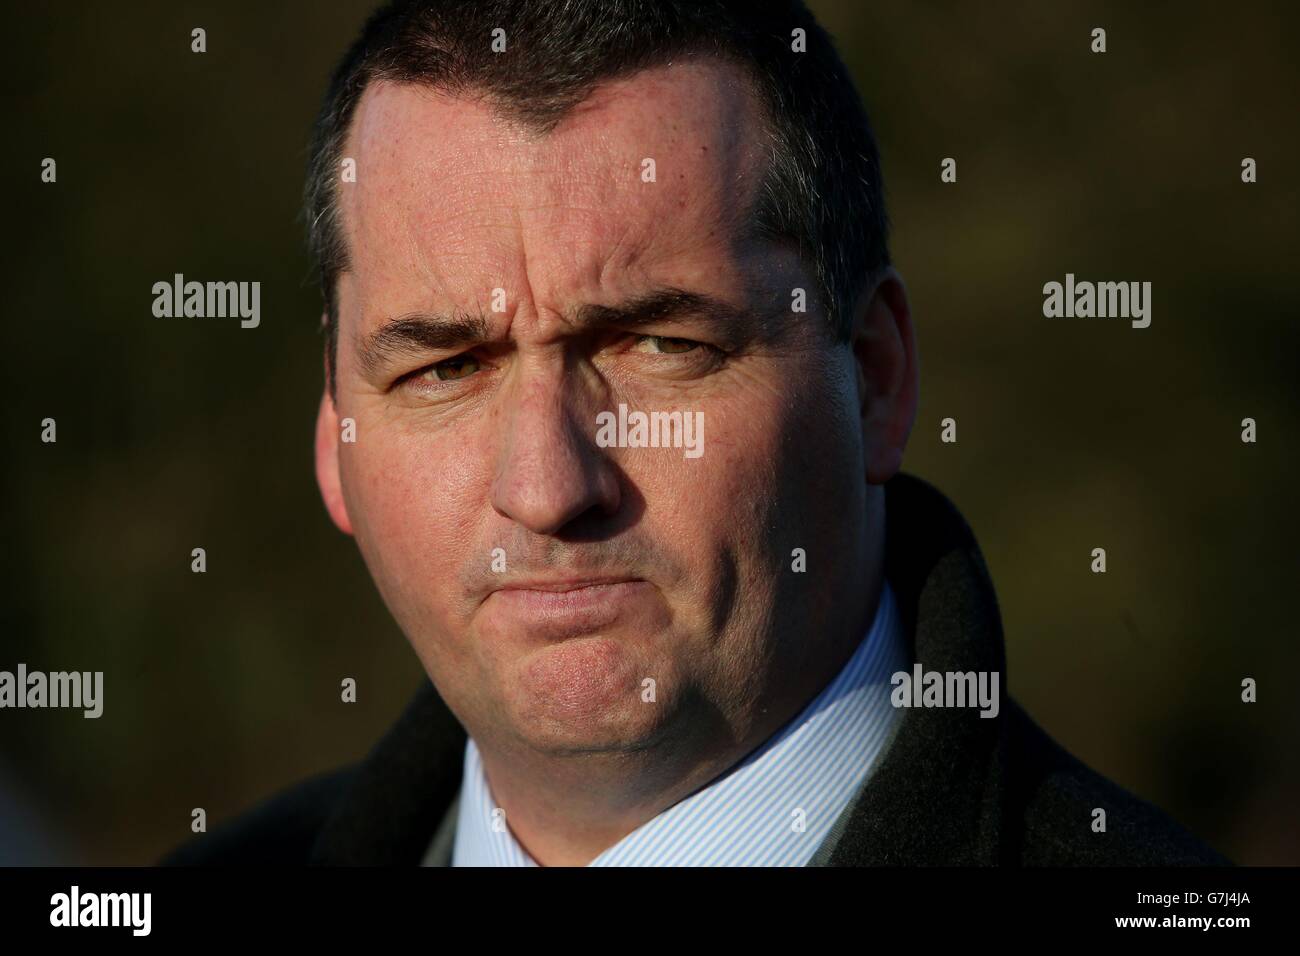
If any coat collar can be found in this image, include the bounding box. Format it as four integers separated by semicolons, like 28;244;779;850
822;472;1008;864
310;471;1010;865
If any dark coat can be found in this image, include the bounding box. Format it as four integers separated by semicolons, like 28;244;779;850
162;472;1229;866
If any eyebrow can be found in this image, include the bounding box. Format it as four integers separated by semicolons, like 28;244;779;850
356;286;772;379
356;312;489;380
571;287;748;330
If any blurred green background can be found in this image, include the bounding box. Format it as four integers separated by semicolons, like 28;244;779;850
2;1;1296;865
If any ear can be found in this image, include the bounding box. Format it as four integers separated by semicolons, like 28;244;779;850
850;267;919;485
314;356;354;536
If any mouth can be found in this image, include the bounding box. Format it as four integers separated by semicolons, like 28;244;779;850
482;578;654;638
492;576;642;594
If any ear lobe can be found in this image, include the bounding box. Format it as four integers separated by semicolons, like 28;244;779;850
315;390;354;536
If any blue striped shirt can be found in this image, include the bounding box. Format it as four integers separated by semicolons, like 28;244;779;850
451;579;908;866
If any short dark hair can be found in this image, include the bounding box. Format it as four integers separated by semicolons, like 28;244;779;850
305;0;890;393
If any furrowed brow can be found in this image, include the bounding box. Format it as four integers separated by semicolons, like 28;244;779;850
572;288;748;330
356;312;490;378
356;287;783;380
573;286;790;346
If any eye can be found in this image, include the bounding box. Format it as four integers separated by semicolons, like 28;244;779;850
633;335;700;354
424;354;482;381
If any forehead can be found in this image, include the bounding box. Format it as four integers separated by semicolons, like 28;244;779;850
337;57;778;330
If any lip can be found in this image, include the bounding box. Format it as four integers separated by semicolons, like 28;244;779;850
492;577;641;594
483;579;653;637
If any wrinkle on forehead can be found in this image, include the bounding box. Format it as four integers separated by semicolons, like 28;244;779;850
338;58;778;343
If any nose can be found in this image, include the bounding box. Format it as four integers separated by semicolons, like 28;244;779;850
489;367;621;536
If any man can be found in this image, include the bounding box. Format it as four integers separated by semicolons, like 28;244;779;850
164;0;1227;866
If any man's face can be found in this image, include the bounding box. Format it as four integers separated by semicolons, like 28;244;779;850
317;60;882;760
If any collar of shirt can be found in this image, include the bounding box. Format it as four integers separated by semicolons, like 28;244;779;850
451;578;908;866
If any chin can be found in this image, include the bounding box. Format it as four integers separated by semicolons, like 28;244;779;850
506;635;669;752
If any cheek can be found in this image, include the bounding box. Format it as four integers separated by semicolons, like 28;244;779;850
652;358;856;532
339;424;488;613
641;350;862;587
793;354;865;503
620;381;798;635
771;354;865;553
